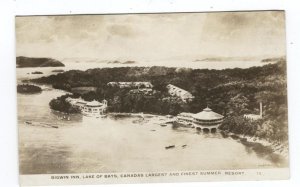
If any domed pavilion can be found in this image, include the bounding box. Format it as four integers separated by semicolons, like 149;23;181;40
83;99;108;117
192;107;224;133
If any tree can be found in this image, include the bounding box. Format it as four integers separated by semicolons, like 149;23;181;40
226;94;250;116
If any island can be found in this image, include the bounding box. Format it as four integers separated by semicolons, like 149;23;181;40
123;60;136;64
17;84;42;94
107;60;137;64
261;57;286;63
16;56;65;68
194;56;260;62
51;69;65;73
31;71;43;74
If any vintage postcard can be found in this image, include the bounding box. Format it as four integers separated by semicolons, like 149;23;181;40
16;11;289;186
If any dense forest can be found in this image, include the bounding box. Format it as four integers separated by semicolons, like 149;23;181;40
49;94;81;114
17;84;42;94
31;59;288;142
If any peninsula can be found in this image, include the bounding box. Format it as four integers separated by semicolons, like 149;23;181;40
17;56;65;68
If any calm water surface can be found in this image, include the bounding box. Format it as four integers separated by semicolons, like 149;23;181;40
17;63;286;174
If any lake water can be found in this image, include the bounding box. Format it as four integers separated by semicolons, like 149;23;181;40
17;62;287;174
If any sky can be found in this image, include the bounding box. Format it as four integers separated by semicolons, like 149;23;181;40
16;11;286;61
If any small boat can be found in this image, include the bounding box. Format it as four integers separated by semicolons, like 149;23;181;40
150;129;156;132
50;125;59;129
182;144;187;148
165;145;175;149
40;122;59;129
165;120;175;124
160;124;167;127
24;121;59;129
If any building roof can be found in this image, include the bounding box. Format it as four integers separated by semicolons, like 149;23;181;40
178;112;194;117
166;84;194;100
193;107;224;120
86;100;102;107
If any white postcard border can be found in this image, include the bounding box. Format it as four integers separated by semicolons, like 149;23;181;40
20;168;289;186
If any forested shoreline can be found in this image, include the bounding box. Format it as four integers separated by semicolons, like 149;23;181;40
31;59;288;143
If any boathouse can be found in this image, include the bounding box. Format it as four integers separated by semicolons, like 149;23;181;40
66;97;108;117
176;112;194;125
176;107;224;133
193;107;224;133
82;99;108;117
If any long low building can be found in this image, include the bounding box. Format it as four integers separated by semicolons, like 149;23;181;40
129;88;156;96
176;107;224;133
107;82;153;89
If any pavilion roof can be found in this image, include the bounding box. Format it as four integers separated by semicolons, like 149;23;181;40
193;107;224;120
86;100;102;107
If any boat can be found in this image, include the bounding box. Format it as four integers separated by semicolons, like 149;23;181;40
165;145;175;149
24;121;58;128
160;124;167;127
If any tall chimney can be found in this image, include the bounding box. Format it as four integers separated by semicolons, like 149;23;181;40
259;102;263;118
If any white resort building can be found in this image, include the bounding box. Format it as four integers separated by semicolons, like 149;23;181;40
177;112;194;125
244;102;263;121
166;84;194;102
66;97;108;117
129;88;155;96
107;82;153;89
82;100;108;117
65;97;87;110
176;107;224;133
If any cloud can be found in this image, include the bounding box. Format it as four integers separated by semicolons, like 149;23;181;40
16;11;286;60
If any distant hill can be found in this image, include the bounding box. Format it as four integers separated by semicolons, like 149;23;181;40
261;57;286;63
194;56;260;62
16;56;65;68
107;60;137;64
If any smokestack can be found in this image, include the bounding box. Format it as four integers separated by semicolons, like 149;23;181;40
259;102;263;118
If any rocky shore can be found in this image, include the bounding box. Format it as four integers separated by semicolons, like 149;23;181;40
223;131;289;160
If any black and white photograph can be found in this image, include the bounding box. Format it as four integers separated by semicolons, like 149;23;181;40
16;11;289;185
